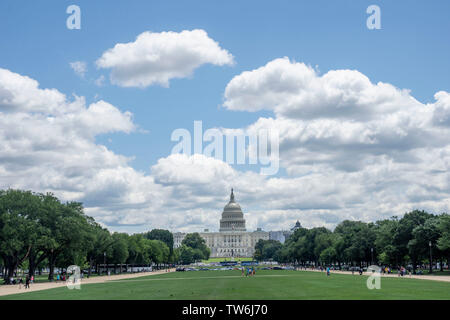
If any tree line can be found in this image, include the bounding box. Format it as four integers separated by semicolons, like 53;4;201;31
254;210;450;273
0;189;185;281
3;189;450;280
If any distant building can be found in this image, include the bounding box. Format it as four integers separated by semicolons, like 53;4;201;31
269;231;288;244
269;221;301;244
173;189;269;258
291;220;302;232
173;232;186;249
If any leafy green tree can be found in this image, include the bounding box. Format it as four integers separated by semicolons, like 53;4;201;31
181;233;210;261
264;241;283;261
374;218;400;266
172;246;181;264
127;234;150;266
110;233;129;272
330;233;346;267
145;229;174;254
313;230;334;263
0;190;92;280
0;190;41;280
335;220;376;266
253;239;282;261
179;245;195;265
45;201;92;280
437;214;450;261
192;248;205;261
254;239;265;261
85;222;113;276
299;227;330;265
275;245;292;263
320;247;337;264
409;216;443;272
395;210;432;272
147;239;170;267
281;227;308;264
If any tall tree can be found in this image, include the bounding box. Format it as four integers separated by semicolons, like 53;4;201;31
178;245;195;265
147;239;169;267
374;218;400;266
395;210;432;273
110;233;129;272
145;229;174;254
437;214;450;253
253;239;282;261
46;201;91;280
409;216;443;272
0;190;39;280
85;221;113;276
127;234;150;266
334;220;376;266
181;233;210;261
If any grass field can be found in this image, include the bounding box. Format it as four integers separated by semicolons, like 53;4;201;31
2;270;450;300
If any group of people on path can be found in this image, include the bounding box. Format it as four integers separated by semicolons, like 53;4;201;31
241;267;256;277
55;274;67;281
398;266;412;277
6;275;33;289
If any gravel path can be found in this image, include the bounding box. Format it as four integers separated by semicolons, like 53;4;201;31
304;269;450;283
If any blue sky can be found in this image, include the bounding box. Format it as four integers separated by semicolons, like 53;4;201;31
1;0;449;172
0;0;449;233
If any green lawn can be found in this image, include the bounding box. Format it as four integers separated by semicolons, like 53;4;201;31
2;270;450;300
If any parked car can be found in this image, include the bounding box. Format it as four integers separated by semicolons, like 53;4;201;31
273;266;283;270
284;266;295;270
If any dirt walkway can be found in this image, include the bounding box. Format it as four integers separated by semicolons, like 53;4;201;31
304;269;450;283
0;269;175;297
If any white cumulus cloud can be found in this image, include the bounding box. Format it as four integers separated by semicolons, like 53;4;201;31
224;57;422;121
70;61;88;78
2;60;450;234
96;29;234;88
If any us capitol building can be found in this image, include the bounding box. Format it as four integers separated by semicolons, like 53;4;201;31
173;189;300;258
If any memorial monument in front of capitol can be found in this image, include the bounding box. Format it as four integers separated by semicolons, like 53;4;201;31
173;189;299;258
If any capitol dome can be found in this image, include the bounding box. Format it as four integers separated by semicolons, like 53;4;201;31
224;199;241;210
219;189;246;232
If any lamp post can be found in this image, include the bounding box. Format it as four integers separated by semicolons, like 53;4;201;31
50;248;54;282
103;252;106;275
429;241;433;274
